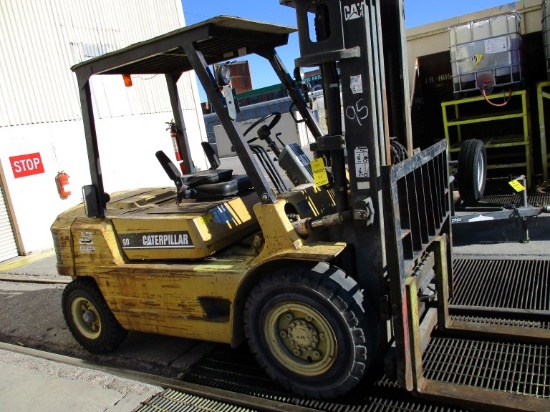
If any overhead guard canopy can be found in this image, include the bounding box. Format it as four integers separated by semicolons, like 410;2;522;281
71;16;296;77
73;16;298;216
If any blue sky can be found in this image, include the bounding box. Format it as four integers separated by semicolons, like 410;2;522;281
181;1;513;97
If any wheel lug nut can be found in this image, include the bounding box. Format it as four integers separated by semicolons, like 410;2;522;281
285;313;293;320
293;349;301;356
306;315;312;321
313;351;321;358
319;333;326;340
280;331;287;338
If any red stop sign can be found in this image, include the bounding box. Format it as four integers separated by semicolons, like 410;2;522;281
9;152;45;178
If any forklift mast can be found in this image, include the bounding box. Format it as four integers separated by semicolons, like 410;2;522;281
284;0;419;359
284;3;550;411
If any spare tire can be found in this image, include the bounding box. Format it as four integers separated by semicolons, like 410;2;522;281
458;139;487;205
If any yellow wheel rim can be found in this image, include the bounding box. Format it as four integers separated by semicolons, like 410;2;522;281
264;302;337;376
71;297;101;340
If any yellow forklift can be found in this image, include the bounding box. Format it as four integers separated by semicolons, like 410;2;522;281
52;1;549;409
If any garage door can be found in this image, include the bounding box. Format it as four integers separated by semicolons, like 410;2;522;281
0;183;18;262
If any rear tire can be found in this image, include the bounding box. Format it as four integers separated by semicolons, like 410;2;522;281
62;278;127;353
458;139;487;205
244;263;372;399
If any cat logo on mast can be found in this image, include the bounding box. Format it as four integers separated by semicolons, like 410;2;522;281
343;1;367;21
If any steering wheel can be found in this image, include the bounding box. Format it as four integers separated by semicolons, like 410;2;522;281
243;112;281;137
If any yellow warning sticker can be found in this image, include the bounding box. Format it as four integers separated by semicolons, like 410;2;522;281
509;179;525;192
472;53;483;65
310;157;329;187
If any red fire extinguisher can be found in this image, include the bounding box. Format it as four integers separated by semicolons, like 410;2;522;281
55;171;71;199
166;121;186;174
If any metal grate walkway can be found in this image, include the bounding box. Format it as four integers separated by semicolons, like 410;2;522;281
134;388;256;412
178;345;470;412
423;337;550;398
451;259;550;311
481;192;550;207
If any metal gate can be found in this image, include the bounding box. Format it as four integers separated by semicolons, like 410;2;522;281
0;183;18;262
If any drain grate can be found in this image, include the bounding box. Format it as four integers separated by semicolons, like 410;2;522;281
423;337;550;398
179;345;470;412
451;315;549;329
481;192;550;207
451;259;550;311
134;388;255;412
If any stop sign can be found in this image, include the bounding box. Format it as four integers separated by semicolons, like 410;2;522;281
9;152;45;178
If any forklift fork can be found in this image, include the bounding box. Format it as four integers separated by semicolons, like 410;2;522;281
384;140;550;411
404;237;550;412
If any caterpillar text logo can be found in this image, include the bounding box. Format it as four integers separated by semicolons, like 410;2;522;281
143;233;190;246
344;1;367;21
120;231;194;249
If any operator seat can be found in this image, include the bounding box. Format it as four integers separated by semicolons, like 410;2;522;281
155;149;253;201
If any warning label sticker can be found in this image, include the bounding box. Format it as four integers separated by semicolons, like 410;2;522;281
485;36;508;54
509;179;525;193
79;231;95;253
350;75;363;94
310;157;330;187
354;147;369;179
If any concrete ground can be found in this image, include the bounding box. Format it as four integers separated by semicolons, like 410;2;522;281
0;345;161;412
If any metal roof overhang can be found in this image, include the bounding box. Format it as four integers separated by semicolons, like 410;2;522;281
71;16;296;78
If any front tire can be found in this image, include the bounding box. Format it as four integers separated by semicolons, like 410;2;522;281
244;263;372;399
62;278;127;353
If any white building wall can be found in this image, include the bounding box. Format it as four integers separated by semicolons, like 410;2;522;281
0;0;208;257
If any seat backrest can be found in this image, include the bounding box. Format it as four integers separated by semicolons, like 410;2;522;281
155;150;182;191
201;141;221;170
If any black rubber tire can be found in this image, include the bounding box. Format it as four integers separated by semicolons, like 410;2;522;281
243;263;372;399
458;139;487;205
62;278;127;353
390;138;408;164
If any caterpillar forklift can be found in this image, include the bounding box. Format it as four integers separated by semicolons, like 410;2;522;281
52;0;549;409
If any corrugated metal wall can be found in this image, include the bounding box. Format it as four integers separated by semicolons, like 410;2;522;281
0;183;18;261
0;0;207;257
0;0;192;127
